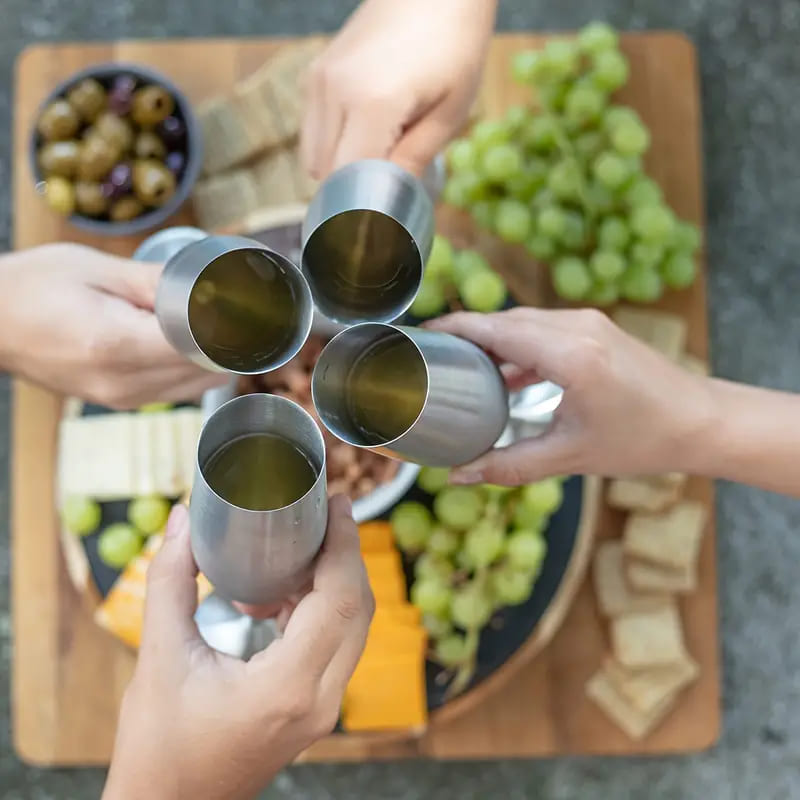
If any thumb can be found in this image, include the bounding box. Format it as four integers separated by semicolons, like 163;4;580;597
141;503;202;652
390;97;456;177
94;258;163;311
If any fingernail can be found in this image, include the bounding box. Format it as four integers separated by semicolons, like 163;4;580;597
165;503;188;539
449;470;483;486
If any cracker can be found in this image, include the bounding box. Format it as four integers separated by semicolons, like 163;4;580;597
646;472;688;490
612;307;688;360
627;558;697;594
592;541;670;617
253;147;303;207
623;501;707;571
198;96;260;175
192;169;262;231
610;604;687;669
586;667;678;740
604;654;699;714
680;353;710;376
607;478;682;513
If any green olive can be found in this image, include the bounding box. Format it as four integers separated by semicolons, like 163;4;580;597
77;134;119;181
75;181;109;216
66;78;107;123
38;140;81;178
132;159;176;207
37;100;81;141
44;176;76;215
109;195;144;222
134;130;166;160
94;111;134;153
131;86;175;128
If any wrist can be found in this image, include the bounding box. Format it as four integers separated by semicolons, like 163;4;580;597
668;373;722;476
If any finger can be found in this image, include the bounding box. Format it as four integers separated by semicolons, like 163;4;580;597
330;107;400;173
141;503;202;654
300;71;345;180
500;364;544;391
90;259;163;310
449;427;577;486
232;601;283;620
389;96;454;177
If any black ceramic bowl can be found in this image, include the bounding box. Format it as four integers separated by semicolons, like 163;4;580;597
29;62;203;236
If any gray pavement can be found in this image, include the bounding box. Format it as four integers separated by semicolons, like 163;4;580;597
1;1;799;798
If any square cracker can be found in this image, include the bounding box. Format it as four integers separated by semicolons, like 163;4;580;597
593;541;670;617
612;307;688;360
607;478;682;513
679;353;710;376
586;667;678;740
623;501;707;571
252;148;303;207
192;169;262;231
604;655;699;715
611;604;687;669
627;558;697;594
198;96;261;175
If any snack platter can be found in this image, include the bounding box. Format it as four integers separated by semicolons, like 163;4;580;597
12;33;718;766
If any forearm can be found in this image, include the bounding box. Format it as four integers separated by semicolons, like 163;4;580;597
0;250;23;372
687;378;800;497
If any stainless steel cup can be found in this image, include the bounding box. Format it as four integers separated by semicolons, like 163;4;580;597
155;234;314;375
301;159;435;325
133;225;208;263
190;393;328;606
311;323;509;467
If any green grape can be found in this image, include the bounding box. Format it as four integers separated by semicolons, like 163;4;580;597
415;553;455;582
98;523;144;569
542;39;580;81
453;249;491;287
504;104;529;132
428;526;461;558
495;199;532;243
532;188;557;209
484;484;515;499
62;495;102;537
590;250;626;281
470;199;496;231
442;175;471;208
423;613;453;640
513;501;546;531
426;234;455;283
409;279;447;318
578;21;619;54
590;49;630;91
525;233;558;261
671;220;702;253
471;119;509;151
390;501;433;551
560;211;586;250
127;495;170;535
623;176;663;208
631;204;676;243
481;143;524;182
548;158;582;201
553;256;592;300
585;181;616;214
451;582;493;629
593;152;631;189
564;83;606;124
630;241;665;268
574;131;606;162
447;138;478;173
521;478;563;515
611;120;651;157
538;82;569;112
434;633;474;667
603;106;641;133
588;281;620;306
139;402;173;413
511;49;542;84
463;520;506;569
506;530;548;573
620;264;664;302
491;565;535;606
524;115;560;151
434;486;485;531
411;577;452;617
661;252;697;289
598;216;631;251
537;205;568;238
418;466;451;494
461;269;508;312
506;159;549;201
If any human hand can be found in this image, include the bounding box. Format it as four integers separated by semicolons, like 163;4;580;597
102;496;373;800
300;0;497;179
428;307;716;484
0;243;226;408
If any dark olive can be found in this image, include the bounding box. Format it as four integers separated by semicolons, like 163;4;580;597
131;86;175;128
38;140;81;178
109;195;144;222
75;181;109;216
94;111;135;153
132;159;176;207
77;134;120;181
66;78;107;123
37;100;81;141
134;130;166;160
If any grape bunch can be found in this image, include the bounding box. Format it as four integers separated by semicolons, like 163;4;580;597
411;234;509;318
390;469;565;693
442;21;702;306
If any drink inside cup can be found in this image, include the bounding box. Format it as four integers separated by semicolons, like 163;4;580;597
202;432;319;511
188;248;309;374
302;209;422;323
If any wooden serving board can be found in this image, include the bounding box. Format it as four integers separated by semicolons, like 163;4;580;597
11;33;719;766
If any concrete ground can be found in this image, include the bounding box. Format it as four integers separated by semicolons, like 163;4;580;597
1;1;800;798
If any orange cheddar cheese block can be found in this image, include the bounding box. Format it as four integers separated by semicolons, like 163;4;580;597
362;550;407;606
370;604;421;628
358;521;395;553
362;622;427;656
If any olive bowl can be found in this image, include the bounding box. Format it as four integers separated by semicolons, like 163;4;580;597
29;62;203;237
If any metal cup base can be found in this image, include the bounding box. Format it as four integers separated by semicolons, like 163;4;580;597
194;592;279;660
